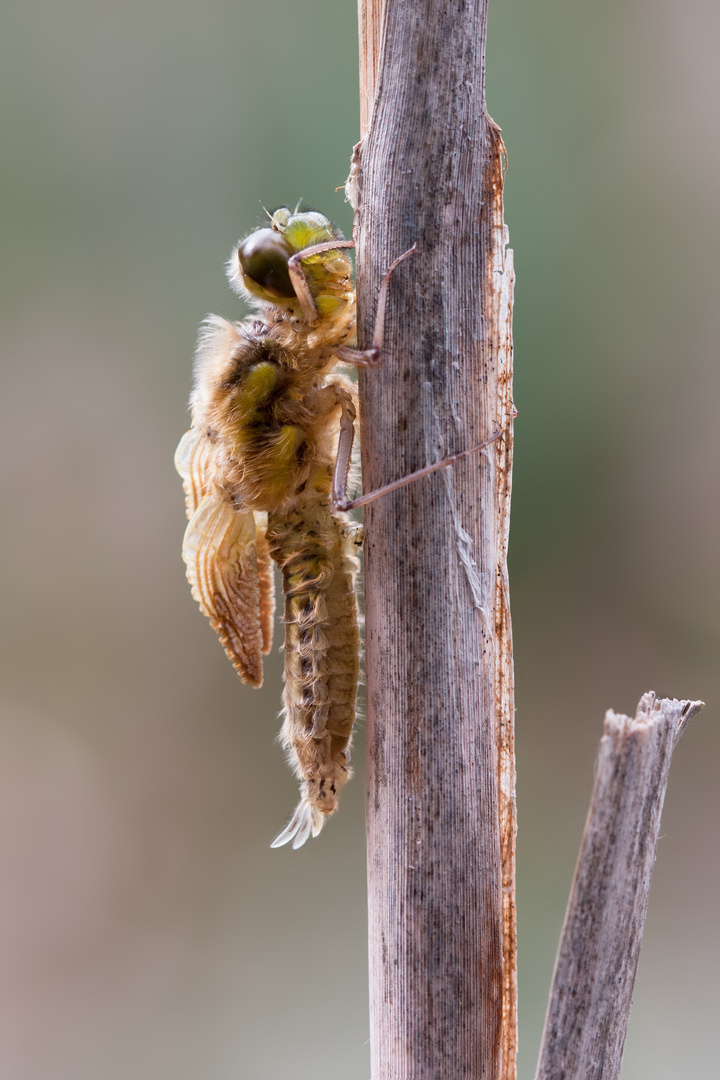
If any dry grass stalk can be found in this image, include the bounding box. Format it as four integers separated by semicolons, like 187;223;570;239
354;2;516;1077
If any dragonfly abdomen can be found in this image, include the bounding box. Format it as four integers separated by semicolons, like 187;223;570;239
267;497;360;848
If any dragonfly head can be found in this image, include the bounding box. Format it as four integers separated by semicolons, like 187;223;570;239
228;209;350;313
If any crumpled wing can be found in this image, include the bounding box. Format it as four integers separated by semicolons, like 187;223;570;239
182;488;265;687
175;427;213;519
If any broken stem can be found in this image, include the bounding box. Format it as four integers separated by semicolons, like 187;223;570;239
535;692;704;1080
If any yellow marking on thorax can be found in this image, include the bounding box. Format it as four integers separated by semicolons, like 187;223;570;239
271;424;305;463
234;361;280;418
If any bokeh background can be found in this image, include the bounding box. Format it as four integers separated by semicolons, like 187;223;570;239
1;1;718;1077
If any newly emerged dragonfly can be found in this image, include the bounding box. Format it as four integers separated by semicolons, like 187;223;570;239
176;207;405;848
176;206;504;848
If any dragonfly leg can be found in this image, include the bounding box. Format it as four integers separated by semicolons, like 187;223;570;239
327;386;357;509
287;239;356;322
288;238;416;355
310;379;359;512
335;407;517;512
335;244;418;367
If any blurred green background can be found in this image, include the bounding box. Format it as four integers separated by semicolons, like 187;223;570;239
1;1;717;1077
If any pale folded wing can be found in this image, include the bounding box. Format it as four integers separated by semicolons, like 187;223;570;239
182;488;267;687
176;426;275;670
174;427;213;519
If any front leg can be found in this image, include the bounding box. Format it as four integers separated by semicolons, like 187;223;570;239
288;239;417;360
287;239;357;321
335;244;417;367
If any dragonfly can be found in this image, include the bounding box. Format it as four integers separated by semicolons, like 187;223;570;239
175;206;505;848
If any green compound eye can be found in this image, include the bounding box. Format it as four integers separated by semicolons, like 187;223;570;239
238;228;295;299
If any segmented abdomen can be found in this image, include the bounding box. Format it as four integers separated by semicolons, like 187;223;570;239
266;494;360;848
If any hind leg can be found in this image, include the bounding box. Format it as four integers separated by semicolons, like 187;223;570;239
333;412;517;512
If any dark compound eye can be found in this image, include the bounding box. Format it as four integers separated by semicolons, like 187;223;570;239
238;228;295;299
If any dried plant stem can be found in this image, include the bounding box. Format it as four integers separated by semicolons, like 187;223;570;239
354;2;516;1078
535;692;704;1080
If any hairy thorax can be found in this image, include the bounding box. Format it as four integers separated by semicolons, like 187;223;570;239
197;302;355;513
